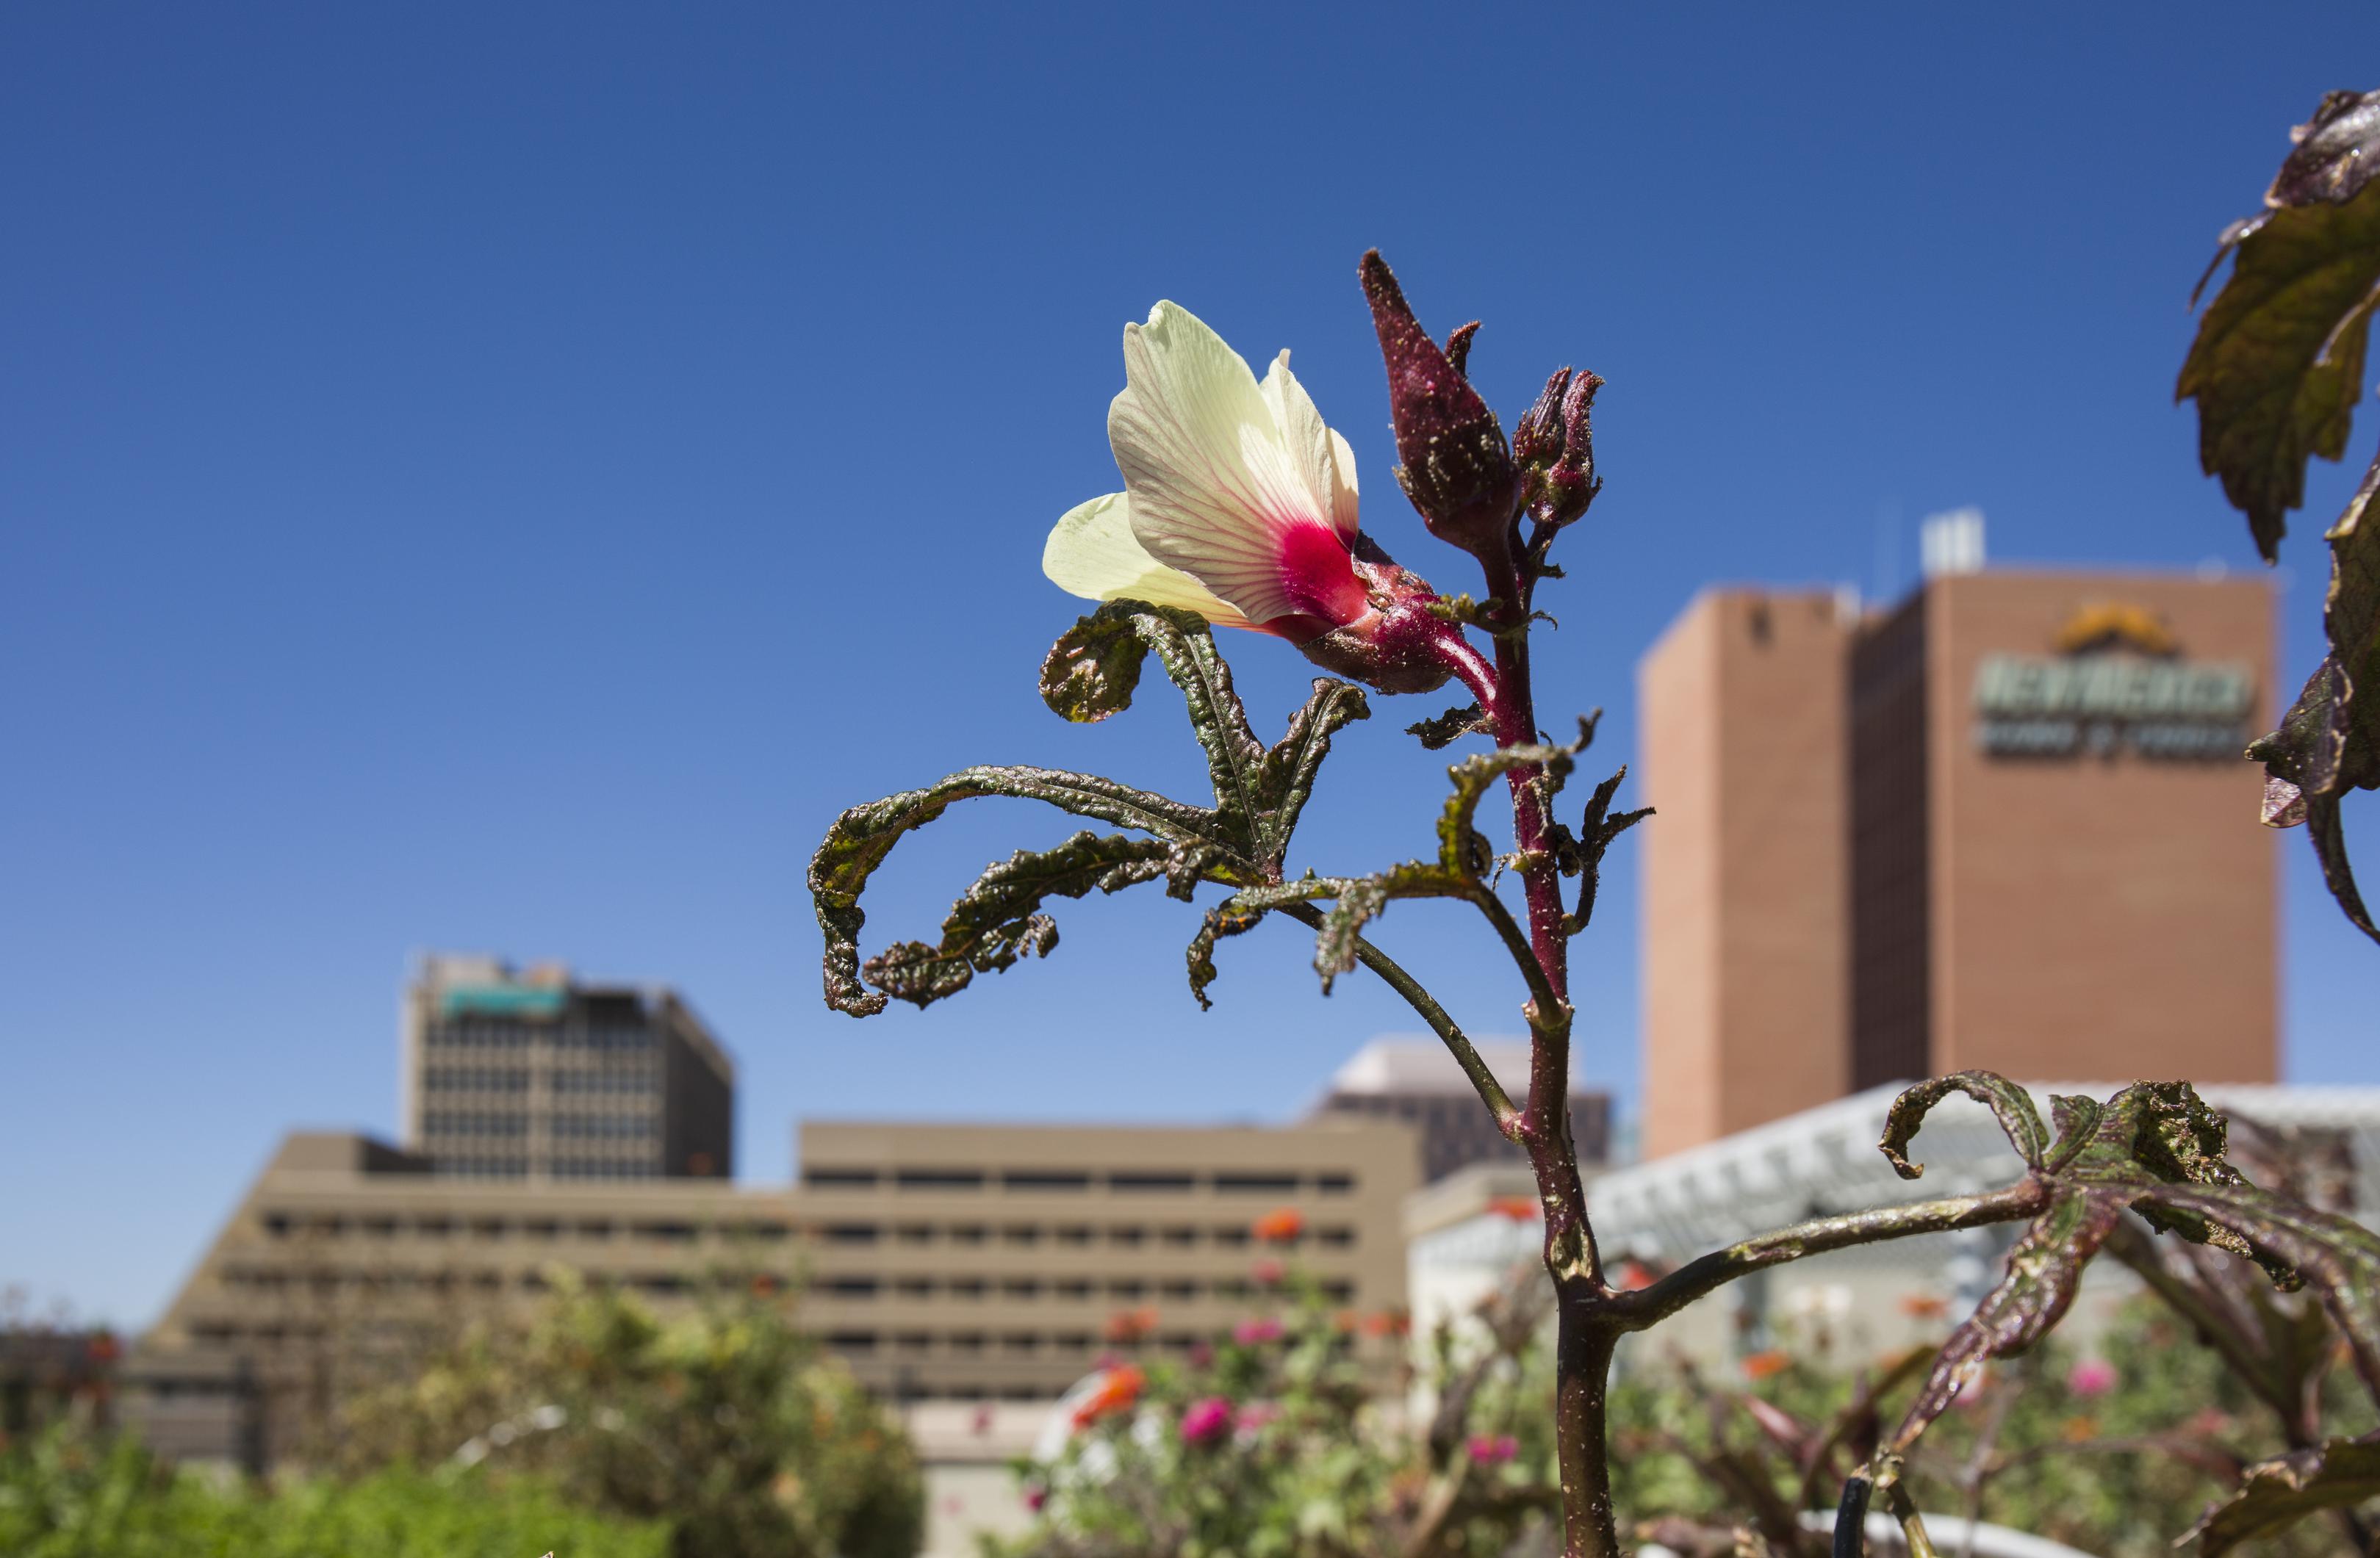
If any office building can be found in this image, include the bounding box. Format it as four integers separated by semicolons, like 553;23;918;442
127;1116;1414;1463
1639;548;2276;1158
1307;1038;1611;1182
401;953;733;1180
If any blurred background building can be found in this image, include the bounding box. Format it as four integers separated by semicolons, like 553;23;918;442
1639;516;2276;1158
402;953;733;1180
1306;1037;1611;1182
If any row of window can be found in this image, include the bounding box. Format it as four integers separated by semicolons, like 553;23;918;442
805;1166;1358;1194
423;1111;528;1138
258;1211;753;1241
184;1315;1345;1360
816;1275;1356;1303
550;1067;656;1094
421;1066;531;1093
547;1114;655;1139
255;1209;1350;1248
425;1155;661;1179
819;1222;1354;1249
425;1023;655;1052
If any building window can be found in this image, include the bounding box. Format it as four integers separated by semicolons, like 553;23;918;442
895;1277;934;1298
1316;1173;1356;1194
823;1224;880;1245
1054;1226;1094;1246
1213;1172;1300;1193
1001;1170;1091;1190
1109;1172;1196;1192
947;1225;988;1245
1001;1225;1041;1246
1107;1227;1146;1247
824;1332;878;1353
822;1277;880;1297
805;1168;880;1189
1317;1227;1355;1248
896;1224;934;1244
1002;1279;1041;1299
949;1278;987;1299
1160;1225;1199;1247
895;1168;985;1190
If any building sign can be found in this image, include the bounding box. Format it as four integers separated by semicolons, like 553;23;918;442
1971;604;2253;760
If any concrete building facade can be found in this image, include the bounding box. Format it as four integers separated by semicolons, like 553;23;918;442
400;954;733;1181
1640;567;2277;1159
129;1117;1415;1462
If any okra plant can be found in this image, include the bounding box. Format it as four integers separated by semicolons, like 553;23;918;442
813;87;2380;1554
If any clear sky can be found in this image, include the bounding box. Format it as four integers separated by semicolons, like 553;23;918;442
6;4;2378;1330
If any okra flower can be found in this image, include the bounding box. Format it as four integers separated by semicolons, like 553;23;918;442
1044;303;1462;695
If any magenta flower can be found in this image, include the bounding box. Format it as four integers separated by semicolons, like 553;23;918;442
1023;1485;1047;1512
1467;1434;1519;1465
1179;1396;1233;1446
2067;1358;2118;1398
1233;1316;1286;1344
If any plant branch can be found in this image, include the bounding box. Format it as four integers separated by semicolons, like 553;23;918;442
1276;902;1522;1138
1614;1180;2053;1332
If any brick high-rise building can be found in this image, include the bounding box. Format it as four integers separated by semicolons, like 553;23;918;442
400;953;733;1180
1639;562;2276;1159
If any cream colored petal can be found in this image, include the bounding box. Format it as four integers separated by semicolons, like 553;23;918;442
1107;302;1332;625
1260;350;1360;544
1042;491;1256;630
1324;428;1361;540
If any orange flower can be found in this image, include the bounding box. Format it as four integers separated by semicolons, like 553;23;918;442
1614;1261;1655;1292
1486;1196;1540;1222
1103;1306;1159;1344
2060;1413;2099;1443
1897;1292;1948;1319
1739;1349;1790;1381
1253;1207;1305;1244
1360;1308;1412;1338
1072;1365;1146;1428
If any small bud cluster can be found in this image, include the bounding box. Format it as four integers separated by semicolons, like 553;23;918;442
1513;366;1602;531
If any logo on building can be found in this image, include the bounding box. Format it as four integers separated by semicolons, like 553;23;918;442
1971;602;2252;760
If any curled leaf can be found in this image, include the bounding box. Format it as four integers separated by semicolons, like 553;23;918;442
1406;702;1486;751
1878;1072;2051;1179
2185;1432;2380;1557
860;832;1187;1009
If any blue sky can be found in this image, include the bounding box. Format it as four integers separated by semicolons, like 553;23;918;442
6;4;2377;1329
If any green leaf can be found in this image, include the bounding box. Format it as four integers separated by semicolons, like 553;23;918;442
2180;92;2380;560
1038;607;1148;722
808;764;1247;1017
860;832;1184;1009
2248;448;2380;945
1438;741;1575;875
1869;1075;2380;1492
1878;1071;2051;1177
1038;602;1267;856
1251;678;1371;865
1184;904;1267;1011
2185;1434;2380;1557
1405;702;1485;751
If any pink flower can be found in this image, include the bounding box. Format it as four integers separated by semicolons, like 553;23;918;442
1180;1396;1233;1445
1043;303;1460;695
1233;1317;1285;1345
1235;1402;1281;1434
1252;1258;1286;1286
2067;1358;2118;1398
1467;1434;1519;1465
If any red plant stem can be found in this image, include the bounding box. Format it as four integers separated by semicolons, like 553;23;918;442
1440;545;1615;1557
